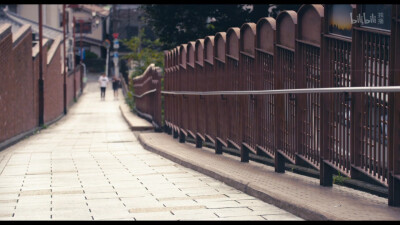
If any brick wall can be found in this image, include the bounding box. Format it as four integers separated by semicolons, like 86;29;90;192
0;24;14;143
44;38;63;124
0;23;84;144
12;25;35;135
66;65;82;108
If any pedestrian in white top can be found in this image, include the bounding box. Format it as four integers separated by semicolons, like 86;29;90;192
98;73;109;101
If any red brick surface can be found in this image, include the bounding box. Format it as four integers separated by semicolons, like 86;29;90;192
0;27;83;144
0;31;13;143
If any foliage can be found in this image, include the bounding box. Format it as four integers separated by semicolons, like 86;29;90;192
333;171;350;185
85;50;98;59
121;28;164;78
141;4;302;50
125;83;135;111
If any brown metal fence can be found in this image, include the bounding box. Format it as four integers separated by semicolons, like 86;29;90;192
160;4;400;206
195;39;206;147
131;64;162;129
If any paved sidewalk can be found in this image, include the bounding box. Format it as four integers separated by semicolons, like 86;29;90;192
0;75;301;221
137;133;400;220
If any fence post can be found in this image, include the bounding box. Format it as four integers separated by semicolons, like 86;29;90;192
178;45;187;143
204;36;216;146
195;39;205;148
389;4;400;207
240;23;257;162
255;17;276;159
215;32;227;155
274;11;298;172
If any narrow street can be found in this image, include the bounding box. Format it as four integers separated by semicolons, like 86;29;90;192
0;74;301;220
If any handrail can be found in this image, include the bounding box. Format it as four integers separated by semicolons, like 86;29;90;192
162;86;400;96
133;88;157;98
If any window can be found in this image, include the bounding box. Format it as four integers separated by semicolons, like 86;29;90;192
75;21;92;34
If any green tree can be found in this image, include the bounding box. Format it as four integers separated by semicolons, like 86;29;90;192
141;4;301;50
121;28;164;78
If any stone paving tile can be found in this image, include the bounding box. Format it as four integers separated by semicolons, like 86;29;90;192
132;211;177;220
0;78;302;221
173;212;220;220
122;196;164;208
0;193;19;200
85;192;119;200
51;209;93;221
200;200;244;209
262;213;304;221
159;199;199;207
86;198;125;209
247;205;291;216
90;208;131;220
212;207;257;218
0;206;16;216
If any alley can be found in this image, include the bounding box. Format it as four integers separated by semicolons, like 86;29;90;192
0;74;301;220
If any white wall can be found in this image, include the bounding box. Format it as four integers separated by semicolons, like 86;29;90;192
17;4;62;30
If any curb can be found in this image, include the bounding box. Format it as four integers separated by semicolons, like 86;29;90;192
137;134;334;221
119;104;154;131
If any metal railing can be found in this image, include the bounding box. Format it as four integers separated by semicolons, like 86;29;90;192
131;64;162;129
161;4;400;207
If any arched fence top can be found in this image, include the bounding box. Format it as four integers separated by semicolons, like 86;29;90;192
187;41;196;67
256;17;276;54
179;44;187;68
214;32;226;62
226;27;240;59
276;10;298;50
173;47;179;67
163;50;169;68
240;22;257;56
297;4;324;45
204;35;215;64
195;39;204;66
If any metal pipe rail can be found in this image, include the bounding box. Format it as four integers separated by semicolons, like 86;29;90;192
162;86;400;96
133;89;157;98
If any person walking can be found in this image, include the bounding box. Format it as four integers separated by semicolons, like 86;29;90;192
112;76;120;100
98;73;109;101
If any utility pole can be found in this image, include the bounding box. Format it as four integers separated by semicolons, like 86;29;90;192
38;4;44;126
73;16;76;101
112;32;119;78
79;19;83;94
63;4;67;115
103;39;110;77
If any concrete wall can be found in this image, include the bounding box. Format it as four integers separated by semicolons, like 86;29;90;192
17;4;62;30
